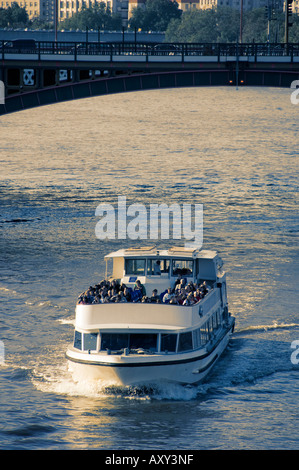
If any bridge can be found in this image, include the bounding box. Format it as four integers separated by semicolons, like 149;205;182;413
1;41;299;115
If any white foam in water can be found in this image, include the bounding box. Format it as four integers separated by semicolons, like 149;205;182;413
236;322;299;334
31;360;201;401
57;318;75;326
136;381;202;401
0;286;18;295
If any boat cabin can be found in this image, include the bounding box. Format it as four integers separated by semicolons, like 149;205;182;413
105;246;225;294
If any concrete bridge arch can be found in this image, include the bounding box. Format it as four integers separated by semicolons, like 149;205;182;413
0;68;298;115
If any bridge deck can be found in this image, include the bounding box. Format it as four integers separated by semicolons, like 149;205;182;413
1;42;298;115
3;53;299;64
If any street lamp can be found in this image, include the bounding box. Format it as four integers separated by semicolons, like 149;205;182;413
239;0;243;43
285;0;293;44
54;0;58;42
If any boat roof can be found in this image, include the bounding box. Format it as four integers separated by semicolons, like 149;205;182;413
104;246;218;260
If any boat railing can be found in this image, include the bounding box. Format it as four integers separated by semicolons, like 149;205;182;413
197;288;221;317
75;287;221;330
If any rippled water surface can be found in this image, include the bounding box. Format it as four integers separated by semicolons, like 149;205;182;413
0;87;298;449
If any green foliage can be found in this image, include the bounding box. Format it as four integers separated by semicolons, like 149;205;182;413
129;0;182;32
289;14;299;42
241;8;268;42
30;17;53;30
0;2;29;28
166;10;217;42
165;7;299;43
58;3;122;31
216;7;240;43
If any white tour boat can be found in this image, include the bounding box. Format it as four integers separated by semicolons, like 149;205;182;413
66;246;235;386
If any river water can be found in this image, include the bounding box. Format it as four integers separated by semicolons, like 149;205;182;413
0;86;298;450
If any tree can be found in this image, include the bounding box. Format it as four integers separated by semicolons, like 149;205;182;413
165;7;299;43
30;17;53;30
289;15;299;42
0;8;7;28
242;8;268;42
165;8;240;43
165;10;218;42
0;2;28;28
59;3;122;31
129;0;182;32
216;7;239;42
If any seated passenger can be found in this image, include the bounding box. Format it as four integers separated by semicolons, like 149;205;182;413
203;281;209;294
183;292;195;306
175;278;186;293
92;294;101;304
123;287;132;302
119;282;127;292
189;282;196;292
110;279;120;291
100;286;108;298
200;281;209;297
193;289;202;302
177;287;187;301
86;287;95;303
174;273;182;288
79;295;89;305
169;296;179;305
115;291;127;303
111;288;120;302
134;279;146;297
150;289;160;303
163;288;174;303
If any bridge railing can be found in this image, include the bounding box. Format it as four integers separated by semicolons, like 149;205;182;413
1;41;299;60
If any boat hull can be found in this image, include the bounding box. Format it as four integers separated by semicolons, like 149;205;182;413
66;320;234;386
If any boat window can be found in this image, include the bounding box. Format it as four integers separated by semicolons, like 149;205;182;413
125;258;146;276
212;310;221;330
161;333;177;352
147;259;170;276
129;334;158;352
172;259;194;277
83;333;98;351
178;332;193;352
74;330;82;350
200;325;209;345
193;328;201;349
101;333;129;351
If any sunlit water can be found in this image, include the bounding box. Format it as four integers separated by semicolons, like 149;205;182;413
0;87;298;449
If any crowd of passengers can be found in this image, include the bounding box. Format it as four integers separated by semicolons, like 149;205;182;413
77;275;211;306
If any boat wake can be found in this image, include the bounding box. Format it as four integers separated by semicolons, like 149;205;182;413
235;322;299;335
31;362;200;401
